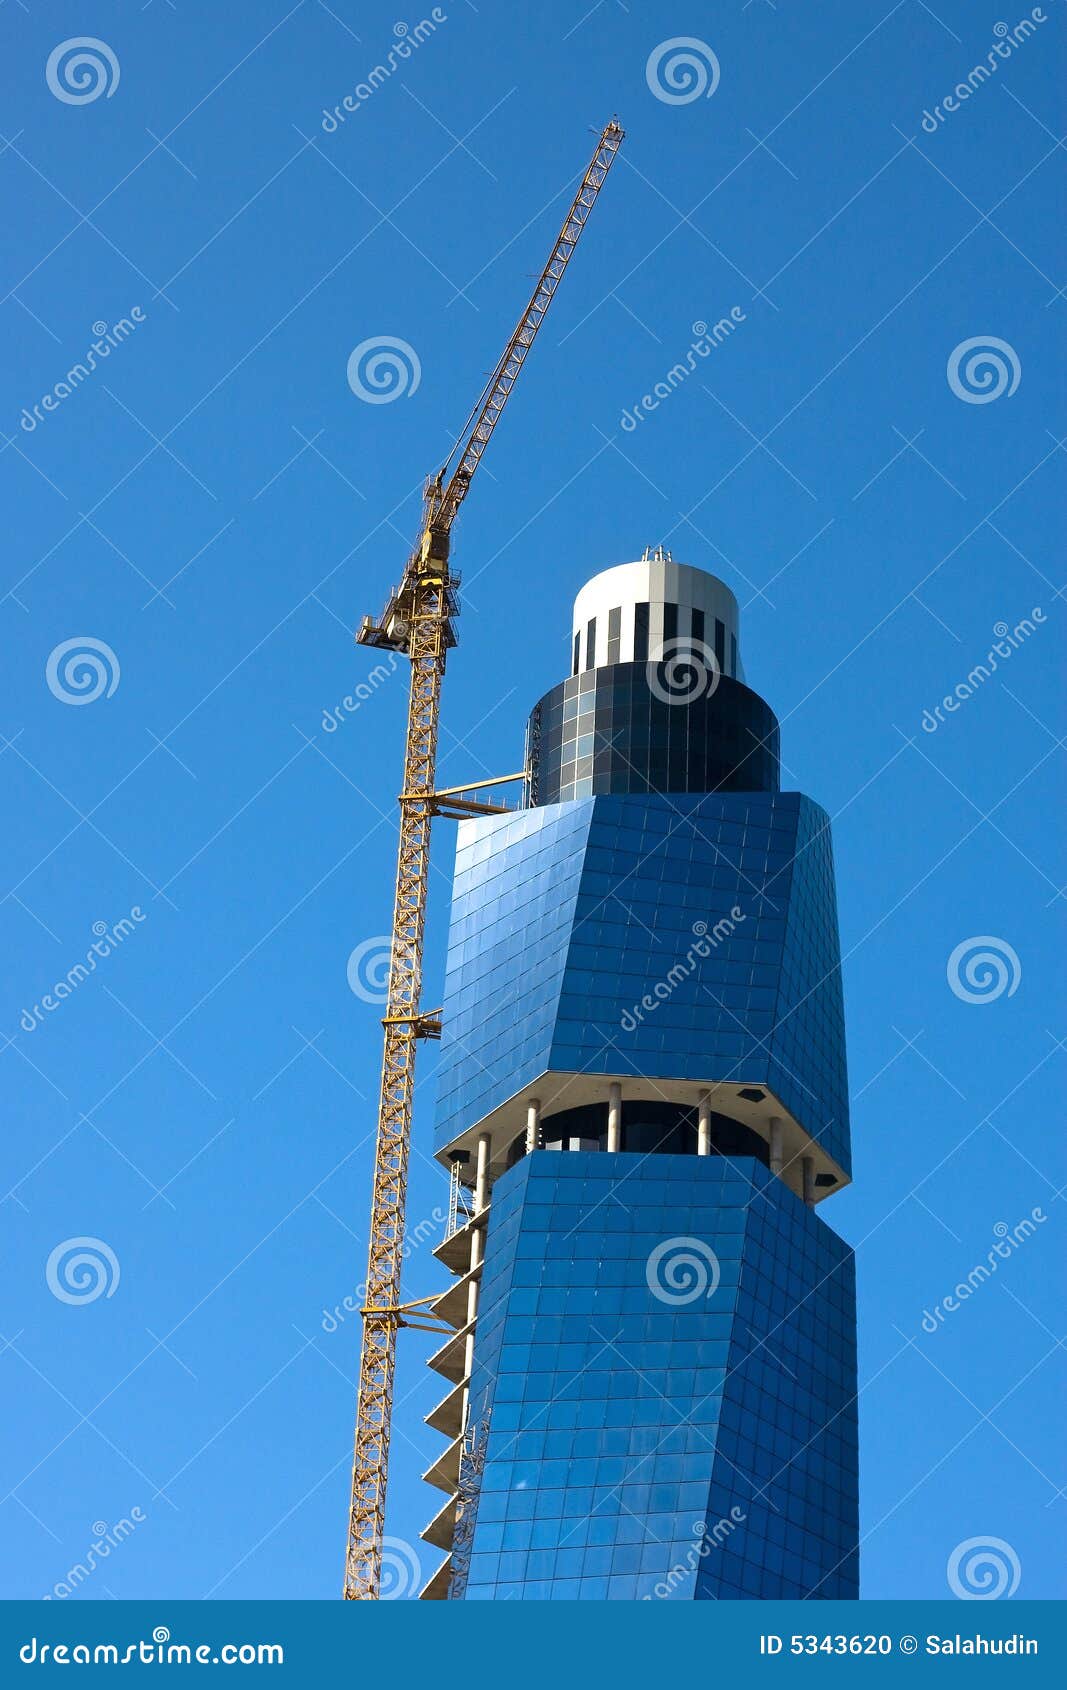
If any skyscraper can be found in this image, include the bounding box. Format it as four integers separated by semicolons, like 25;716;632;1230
419;549;858;1601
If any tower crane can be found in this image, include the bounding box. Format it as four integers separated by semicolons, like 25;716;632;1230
344;119;624;1601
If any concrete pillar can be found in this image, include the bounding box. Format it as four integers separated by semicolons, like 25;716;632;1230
462;1142;491;1425
474;1132;491;1213
802;1155;816;1208
697;1091;712;1156
525;1097;541;1156
461;1333;475;1428
607;1082;622;1153
462;1217;482;1402
465;1271;480;1329
768;1117;783;1178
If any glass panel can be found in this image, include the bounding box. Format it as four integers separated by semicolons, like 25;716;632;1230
633;603;649;664
606;606;621;666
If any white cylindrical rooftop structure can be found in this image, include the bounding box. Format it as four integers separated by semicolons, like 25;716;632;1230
571;547;743;681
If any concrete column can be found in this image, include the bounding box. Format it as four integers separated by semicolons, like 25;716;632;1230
462;1222;482;1420
461;1333;475;1428
462;1144;491;1425
474;1132;491;1213
802;1155;816;1208
465;1272;480;1329
525;1097;541;1156
607;1082;622;1153
697;1091;712;1156
768;1116;783;1178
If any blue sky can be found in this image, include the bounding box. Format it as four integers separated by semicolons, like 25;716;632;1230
1;0;1064;1603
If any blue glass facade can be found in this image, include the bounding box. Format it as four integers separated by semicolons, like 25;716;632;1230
434;791;850;1173
528;664;781;803
421;560;857;1603
451;1154;857;1601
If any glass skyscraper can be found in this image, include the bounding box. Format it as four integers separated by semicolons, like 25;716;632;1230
418;550;858;1601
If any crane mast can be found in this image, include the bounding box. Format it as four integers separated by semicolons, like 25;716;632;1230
344;119;624;1601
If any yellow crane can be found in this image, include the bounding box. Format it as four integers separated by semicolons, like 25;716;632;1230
344;118;624;1601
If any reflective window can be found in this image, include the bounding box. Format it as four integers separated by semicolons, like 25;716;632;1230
607;606;621;666
633;603;649;664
